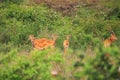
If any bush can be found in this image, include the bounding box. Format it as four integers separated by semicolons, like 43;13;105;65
0;1;120;79
1;0;23;4
0;49;63;80
73;46;120;80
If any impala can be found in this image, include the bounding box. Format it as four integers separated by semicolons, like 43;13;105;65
29;34;58;50
103;31;117;48
29;35;49;50
103;31;118;65
63;35;70;54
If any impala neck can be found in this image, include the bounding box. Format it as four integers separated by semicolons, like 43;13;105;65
109;38;114;42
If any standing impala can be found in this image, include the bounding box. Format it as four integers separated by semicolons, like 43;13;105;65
103;31;117;48
103;31;118;69
63;35;70;54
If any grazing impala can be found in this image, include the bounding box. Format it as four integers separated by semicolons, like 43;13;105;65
103;31;117;48
63;35;70;54
29;34;58;50
29;35;49;50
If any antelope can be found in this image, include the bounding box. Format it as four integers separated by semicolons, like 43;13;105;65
29;34;58;50
103;31;118;71
29;35;49;50
103;31;117;48
63;35;70;55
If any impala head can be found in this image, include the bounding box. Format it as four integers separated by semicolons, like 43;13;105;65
52;34;59;41
110;31;117;42
28;34;36;42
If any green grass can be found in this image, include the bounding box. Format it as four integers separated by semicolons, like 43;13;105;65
0;0;120;80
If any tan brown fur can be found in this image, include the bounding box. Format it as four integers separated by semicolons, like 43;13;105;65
29;34;58;50
63;35;70;55
103;31;117;48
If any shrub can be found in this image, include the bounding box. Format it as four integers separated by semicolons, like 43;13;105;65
73;46;120;80
0;49;63;80
1;0;23;4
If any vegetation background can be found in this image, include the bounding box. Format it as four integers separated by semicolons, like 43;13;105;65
0;0;120;80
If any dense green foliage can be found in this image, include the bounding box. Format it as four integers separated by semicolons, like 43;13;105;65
0;49;63;80
0;0;120;80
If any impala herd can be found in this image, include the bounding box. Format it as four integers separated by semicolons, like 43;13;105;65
29;34;71;55
28;31;118;76
29;31;117;52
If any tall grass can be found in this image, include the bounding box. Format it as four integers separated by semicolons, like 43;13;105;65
0;0;120;79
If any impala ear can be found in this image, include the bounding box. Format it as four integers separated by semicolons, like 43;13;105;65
29;34;34;38
28;34;35;40
111;31;115;35
51;34;59;38
66;35;71;38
